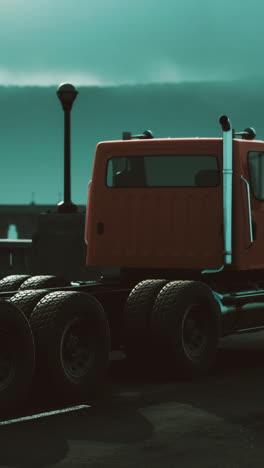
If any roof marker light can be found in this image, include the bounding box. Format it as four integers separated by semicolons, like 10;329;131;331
122;130;154;140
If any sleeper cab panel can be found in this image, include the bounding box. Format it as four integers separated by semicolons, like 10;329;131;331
86;139;224;270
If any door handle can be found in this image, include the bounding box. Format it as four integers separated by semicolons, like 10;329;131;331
241;175;254;247
97;222;104;235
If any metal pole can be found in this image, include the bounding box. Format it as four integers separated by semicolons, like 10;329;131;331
64;108;71;204
56;83;78;213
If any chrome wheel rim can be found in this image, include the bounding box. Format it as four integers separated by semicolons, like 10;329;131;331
60;318;94;381
0;329;16;391
181;304;208;361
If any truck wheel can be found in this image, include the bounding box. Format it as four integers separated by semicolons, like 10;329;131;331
30;291;110;403
151;281;221;377
0;275;31;292
10;290;51;319
0;301;35;413
19;275;70;290
123;279;168;361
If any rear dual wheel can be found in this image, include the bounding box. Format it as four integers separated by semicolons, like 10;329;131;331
0;301;35;413
0;278;110;408
29;291;110;403
124;279;220;377
9;275;71;319
0;275;31;292
151;281;221;376
19;275;70;290
10;289;51;319
123;279;168;361
0;274;70;294
11;289;110;404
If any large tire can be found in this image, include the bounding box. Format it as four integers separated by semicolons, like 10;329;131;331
10;289;51;319
0;275;31;292
29;291;110;403
0;300;35;413
151;280;221;377
123;279;168;361
19;275;70;290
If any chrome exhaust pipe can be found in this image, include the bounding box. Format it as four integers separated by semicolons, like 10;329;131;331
219;115;233;265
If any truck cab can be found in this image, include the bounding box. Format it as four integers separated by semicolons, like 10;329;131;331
85;121;264;276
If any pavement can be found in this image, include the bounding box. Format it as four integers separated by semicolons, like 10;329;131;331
1;332;264;467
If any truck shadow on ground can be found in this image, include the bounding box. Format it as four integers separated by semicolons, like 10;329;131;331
1;336;264;467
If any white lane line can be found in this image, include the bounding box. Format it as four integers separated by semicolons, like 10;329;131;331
0;404;91;426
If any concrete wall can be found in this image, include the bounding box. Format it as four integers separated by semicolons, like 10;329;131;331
0;204;86;239
30;212;101;281
0;205;102;281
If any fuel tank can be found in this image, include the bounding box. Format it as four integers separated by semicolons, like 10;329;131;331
213;287;264;335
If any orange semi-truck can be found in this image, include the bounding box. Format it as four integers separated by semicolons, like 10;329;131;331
0;87;264;412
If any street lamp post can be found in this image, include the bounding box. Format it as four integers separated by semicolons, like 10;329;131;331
56;83;78;213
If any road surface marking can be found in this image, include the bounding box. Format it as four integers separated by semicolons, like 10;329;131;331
0;404;91;426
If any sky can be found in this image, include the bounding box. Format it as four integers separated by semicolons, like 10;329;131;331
1;0;264;211
0;0;264;86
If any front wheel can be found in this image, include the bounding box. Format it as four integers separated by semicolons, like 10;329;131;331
151;280;221;377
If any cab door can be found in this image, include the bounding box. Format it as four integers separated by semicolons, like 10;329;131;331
239;140;264;270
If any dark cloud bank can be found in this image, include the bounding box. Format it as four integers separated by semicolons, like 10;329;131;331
0;78;264;204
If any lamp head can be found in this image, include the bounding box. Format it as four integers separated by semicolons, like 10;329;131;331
56;83;78;111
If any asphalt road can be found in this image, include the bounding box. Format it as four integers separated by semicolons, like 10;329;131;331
1;332;264;467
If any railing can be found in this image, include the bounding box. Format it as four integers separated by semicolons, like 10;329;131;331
0;239;32;278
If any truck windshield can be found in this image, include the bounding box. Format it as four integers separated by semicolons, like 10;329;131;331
106;155;219;188
248;152;264;200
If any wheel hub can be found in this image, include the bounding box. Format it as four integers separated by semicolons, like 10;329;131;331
0;330;16;391
181;305;208;360
60;319;94;380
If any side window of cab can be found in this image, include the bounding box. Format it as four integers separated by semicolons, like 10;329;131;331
248;152;264;200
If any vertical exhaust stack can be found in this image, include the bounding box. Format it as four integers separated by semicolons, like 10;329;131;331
219;115;233;266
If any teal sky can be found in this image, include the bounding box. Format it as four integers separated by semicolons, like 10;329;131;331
1;0;264;209
1;0;264;85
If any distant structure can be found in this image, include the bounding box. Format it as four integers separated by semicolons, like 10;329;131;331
0;204;86;239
